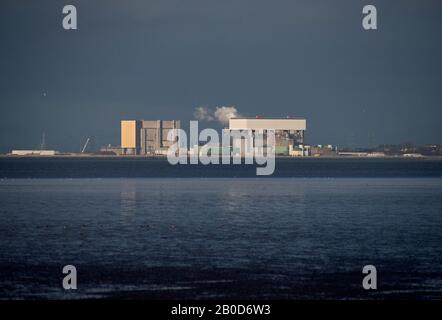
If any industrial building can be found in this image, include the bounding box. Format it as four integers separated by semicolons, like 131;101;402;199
121;120;180;155
228;117;306;156
11;150;56;156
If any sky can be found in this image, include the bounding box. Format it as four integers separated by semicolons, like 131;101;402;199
0;0;441;152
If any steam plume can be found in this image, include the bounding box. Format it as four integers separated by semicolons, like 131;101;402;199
214;106;241;125
193;106;214;121
193;105;241;125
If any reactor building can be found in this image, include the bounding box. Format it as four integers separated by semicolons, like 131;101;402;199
121;120;180;155
228;117;306;156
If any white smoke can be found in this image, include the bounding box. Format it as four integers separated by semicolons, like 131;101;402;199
193;106;214;121
193;105;241;125
214;106;241;125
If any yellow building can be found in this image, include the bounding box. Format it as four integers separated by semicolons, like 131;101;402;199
121;120;141;155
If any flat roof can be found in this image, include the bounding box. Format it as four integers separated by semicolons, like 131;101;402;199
231;117;306;120
229;118;306;130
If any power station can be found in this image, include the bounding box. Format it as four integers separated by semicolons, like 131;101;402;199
121;117;307;156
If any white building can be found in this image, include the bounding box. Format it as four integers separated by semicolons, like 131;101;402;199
11;150;56;156
229;117;307;156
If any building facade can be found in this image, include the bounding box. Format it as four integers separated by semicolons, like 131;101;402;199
121;120;180;155
11;150;56;156
121;120;141;155
228;117;306;156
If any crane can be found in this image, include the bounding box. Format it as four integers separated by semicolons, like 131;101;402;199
81;138;90;153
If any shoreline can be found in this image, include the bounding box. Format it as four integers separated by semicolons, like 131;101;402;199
1;154;442;160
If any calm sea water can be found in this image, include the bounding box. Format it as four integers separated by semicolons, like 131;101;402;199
0;158;441;299
0;157;441;178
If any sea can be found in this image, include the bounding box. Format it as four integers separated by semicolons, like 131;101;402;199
0;158;441;299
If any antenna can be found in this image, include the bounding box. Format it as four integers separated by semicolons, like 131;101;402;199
40;132;46;150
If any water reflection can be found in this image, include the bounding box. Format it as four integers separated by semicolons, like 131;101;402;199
120;182;137;219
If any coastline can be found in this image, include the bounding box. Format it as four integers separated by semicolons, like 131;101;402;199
1;154;442;160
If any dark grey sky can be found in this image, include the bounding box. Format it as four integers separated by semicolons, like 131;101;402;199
0;0;441;152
